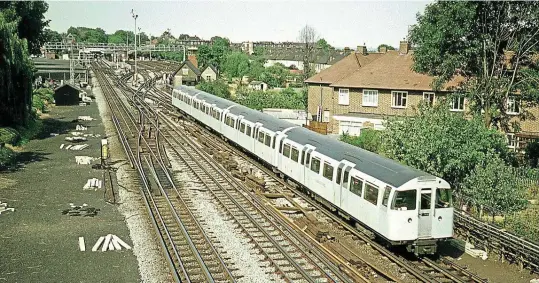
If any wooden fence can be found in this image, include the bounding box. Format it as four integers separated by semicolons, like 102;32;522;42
303;121;328;135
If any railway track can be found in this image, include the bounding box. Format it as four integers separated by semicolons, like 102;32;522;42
92;62;235;282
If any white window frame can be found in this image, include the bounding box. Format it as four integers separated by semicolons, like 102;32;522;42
450;96;465;112
362;89;378;107
338;88;350;105
506;133;516;149
391;91;408;108
423;92;435;106
182;68;189;75
206;75;212;81
507;96;520;115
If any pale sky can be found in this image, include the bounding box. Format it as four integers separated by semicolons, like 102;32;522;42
45;0;432;49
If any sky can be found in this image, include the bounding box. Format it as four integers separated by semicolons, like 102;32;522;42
45;0;432;49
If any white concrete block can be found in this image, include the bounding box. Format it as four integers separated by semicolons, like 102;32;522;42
102;234;112;252
108;242;115;251
92;236;104;252
60;144;65;149
112;235;131;250
111;238;122;250
79;237;85;251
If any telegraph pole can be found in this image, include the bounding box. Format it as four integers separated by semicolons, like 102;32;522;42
131;9;139;86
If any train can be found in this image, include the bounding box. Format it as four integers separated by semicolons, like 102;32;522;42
171;85;454;255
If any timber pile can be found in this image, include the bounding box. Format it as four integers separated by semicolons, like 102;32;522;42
90;234;132;252
245;174;266;192
62;203;100;217
75;156;96;165
0;201;15;215
83;178;103;190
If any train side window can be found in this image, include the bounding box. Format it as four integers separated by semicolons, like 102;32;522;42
246;125;252;137
364;183;379;205
232;119;236;128
272;136;276;149
240;123;246;133
258;132;265;143
279;140;284;153
382;187;392;207
283;144;291;157
350;177;363;197
336;167;342;184
323;162;334;180
305;152;311;166
300;148;306;165
290;147;299;162
310;157;321;173
264;135;271;147
391;190;417;211
343;170;350;187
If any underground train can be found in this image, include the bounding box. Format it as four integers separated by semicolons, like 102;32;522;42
171;85;454;255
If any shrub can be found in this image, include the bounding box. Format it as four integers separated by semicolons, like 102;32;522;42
32;94;45;113
0;147;17;170
340;129;381;153
0;127;21;145
525;140;539;168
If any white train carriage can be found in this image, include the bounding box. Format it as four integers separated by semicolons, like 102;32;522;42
171;85;454;255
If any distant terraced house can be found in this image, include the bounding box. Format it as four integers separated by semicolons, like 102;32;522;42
305;41;539;151
263;47;349;73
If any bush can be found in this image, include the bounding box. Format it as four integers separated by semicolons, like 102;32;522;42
16;118;43;144
0;147;17;170
32;94;45;113
525;140;539;168
196;80;231;100
234;88;305;110
505;208;539;242
0;127;21;145
340;129;381;153
34;88;54;104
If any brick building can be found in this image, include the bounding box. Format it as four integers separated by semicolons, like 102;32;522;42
305;41;539;150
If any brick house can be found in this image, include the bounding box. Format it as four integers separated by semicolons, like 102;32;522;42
171;60;201;86
305;41;538;150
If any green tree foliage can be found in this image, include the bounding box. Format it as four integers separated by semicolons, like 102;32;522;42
316;38;332;52
235;88;305;110
222;52;250;78
197;37;231;70
67;26;107;43
340;129;381;153
0;12;34;126
43;28;62;42
0;1;50;55
259;63;289;88
461;153;529;215
247;60;265;81
525;140;539;168
377;44;395;51
196;80;231;100
380;100;511;190
409;1;539;131
107;30;135;44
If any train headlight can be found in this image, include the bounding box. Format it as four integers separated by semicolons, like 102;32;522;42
407;218;412;223
438;216;442;221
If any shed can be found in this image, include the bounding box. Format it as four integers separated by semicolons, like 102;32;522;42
248;81;268;91
54;84;82;105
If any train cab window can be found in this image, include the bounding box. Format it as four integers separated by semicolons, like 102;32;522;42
246;125;252;137
391;190;417;211
336;168;342;184
350;177;363;197
258;132;265;143
305;152;311;167
264;135;271;147
435;188;453;208
240;123;246;133
283;144;291;157
310;157;321;173
323;162;334;180
364;183;379;205
382;187;392;207
290;147;299;162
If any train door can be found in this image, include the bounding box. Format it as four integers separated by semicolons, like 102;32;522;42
303;147;315;189
339;165;352;210
418;188;433;238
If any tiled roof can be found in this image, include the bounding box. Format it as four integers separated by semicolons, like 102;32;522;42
331;50;463;91
264;49;347;65
305;52;383;84
172;60;201;76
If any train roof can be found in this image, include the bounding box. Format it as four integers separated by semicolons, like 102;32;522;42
174;85;432;187
285;127;430;187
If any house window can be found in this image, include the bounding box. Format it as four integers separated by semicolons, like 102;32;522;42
423;92;435;106
323;162;334;181
206;75;212;81
182;68;189;75
362;90;378;107
391;91;408;108
507;133;516;149
338;88;349;105
451;96;465;111
507;97;520;114
364;183;379;205
323;110;330;122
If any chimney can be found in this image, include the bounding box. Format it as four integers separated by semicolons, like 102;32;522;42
379;46;387;53
188;54;198;68
344;47;350;54
357;45;367;55
399;40;411;54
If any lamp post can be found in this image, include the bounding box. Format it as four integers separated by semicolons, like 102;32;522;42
131;9;138;86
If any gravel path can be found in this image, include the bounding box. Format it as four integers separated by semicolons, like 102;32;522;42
167;148;283;283
92;71;172;283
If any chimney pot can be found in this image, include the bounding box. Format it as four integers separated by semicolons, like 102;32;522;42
357;45;367;56
399;41;410;55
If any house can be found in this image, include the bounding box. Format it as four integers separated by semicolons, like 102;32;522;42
262;108;311;126
171;60;201;86
248;81;268;91
54;84;84;105
305;41;538;150
263;48;348;73
201;65;219;82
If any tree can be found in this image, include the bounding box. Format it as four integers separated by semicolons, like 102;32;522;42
43;28;61;42
222;52;250;78
381;100;512;191
235;88;305;110
461;153;528;216
409;1;539;131
66;27;107;43
107;30;135;44
377;44;395;51
340;129;381;153
197;37;231;70
259;63;289;88
298;25;319;120
525;140;539;168
196;80;231;100
316;38;332;52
